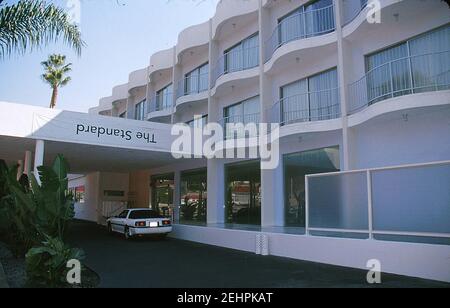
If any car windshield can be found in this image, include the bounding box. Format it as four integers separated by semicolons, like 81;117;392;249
128;210;163;219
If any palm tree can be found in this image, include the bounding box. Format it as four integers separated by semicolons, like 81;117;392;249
41;54;72;109
0;0;84;58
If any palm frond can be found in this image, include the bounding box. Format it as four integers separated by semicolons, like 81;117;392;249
60;76;71;87
0;0;85;58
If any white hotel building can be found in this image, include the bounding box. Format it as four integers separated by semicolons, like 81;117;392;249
1;0;449;282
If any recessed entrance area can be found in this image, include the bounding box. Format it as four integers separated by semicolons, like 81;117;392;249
151;173;174;219
180;168;207;225
284;146;340;227
225;160;261;226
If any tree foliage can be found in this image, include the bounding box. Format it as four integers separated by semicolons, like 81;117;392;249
0;0;84;58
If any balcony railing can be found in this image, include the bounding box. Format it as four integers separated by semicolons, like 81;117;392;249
265;4;335;62
272;88;341;126
221;112;260;140
348;51;450;114
147;92;173;114
212;45;259;87
343;0;368;26
305;160;450;244
176;72;209;99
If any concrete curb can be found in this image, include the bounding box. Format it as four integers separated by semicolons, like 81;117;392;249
0;259;9;288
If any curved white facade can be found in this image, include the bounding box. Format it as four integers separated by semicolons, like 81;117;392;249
58;0;450;283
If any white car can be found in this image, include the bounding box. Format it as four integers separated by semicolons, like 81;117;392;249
107;209;172;240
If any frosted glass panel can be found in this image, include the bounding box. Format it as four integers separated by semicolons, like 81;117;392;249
372;164;450;233
309;172;368;230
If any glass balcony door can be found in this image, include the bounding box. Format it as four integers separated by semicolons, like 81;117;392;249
224;96;260;139
134;99;146;121
280;68;339;125
156;83;173;111
185;63;209;95
365;25;450;105
277;0;334;48
224;34;259;74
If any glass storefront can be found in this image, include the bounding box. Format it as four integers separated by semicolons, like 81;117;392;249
284;147;340;227
225;160;261;225
151;173;174;219
180;168;207;225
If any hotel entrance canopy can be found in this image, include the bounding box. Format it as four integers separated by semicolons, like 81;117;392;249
0;102;179;173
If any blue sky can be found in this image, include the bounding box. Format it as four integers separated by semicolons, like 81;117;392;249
0;0;219;112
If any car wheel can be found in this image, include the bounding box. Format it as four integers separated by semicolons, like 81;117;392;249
107;223;113;234
124;227;131;240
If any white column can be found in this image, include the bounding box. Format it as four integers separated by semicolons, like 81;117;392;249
334;0;354;170
33;140;45;184
206;18;225;225
126;95;134;120
16;160;24;181
258;0;282;227
24;150;32;177
171;46;180;124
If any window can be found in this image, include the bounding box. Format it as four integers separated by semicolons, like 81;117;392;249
365;25;450;105
156;84;173;110
224;96;260;139
224;34;259;74
128;210;162;219
284;147;340;227
118;210;129;219
134;99;146;121
187;115;208;129
278;0;334;47
69;186;85;203
280;68;339;125
225;160;261;225
185;63;209;95
180;169;207;225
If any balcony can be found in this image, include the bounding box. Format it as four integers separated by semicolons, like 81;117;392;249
306;160;450;245
348;51;450;114
272;88;341;126
176;72;209;100
221;113;260;140
265;4;335;62
147;92;173;116
342;0;368;26
212;45;259;87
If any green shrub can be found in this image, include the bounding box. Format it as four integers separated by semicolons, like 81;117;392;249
26;236;85;287
0;154;74;253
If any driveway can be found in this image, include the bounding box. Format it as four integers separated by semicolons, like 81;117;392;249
67;220;449;288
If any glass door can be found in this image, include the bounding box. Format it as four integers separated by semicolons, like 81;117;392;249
225;160;261;225
151;174;175;219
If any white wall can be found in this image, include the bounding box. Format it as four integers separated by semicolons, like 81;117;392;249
353;107;450;169
69;174;99;222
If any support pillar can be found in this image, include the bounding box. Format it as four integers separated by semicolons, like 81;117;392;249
24;151;32;176
206;18;225;225
334;0;354;170
33;140;45;184
16;160;23;181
